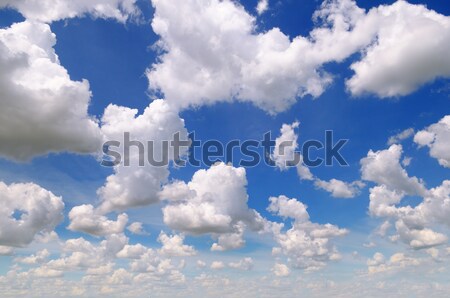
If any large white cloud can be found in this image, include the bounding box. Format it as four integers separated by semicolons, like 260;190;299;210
0;21;103;160
0;0;139;23
148;0;450;111
346;1;450;97
147;0;376;114
0;181;64;247
414;115;450;168
98;99;188;212
160;162;268;251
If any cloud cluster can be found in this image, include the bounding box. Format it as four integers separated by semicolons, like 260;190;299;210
272;122;363;198
148;0;450;114
361;144;450;249
0;0;139;23
268;195;348;270
147;0;372;114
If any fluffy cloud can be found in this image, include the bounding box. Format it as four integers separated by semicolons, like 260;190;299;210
0;181;64;247
268;195;348;270
210;261;225;270
98;99;188;212
147;0;376;114
0;21;103;160
148;0;450;110
68;204;128;237
362;144;450;249
271;263;290;277
127;222;148;235
157;232;196;257
256;0;269;15
271;121;300;170
346;1;450;97
160;163;267;250
0;0;139;23
367;252;420;274
361;144;427;196
228;257;253;271
314;178;364;198
414;115;450;168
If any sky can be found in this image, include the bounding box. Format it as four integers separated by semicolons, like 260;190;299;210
0;0;449;297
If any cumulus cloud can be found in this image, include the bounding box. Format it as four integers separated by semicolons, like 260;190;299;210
127;222;148;235
346;1;450;97
147;0;377;114
228;257;253;271
256;0;269;15
271;263;290;277
157;232;196;257
362;144;450;249
0;21;103;160
361;144;427;196
0;181;64;247
68;204;128;237
414;115;450;168
268;195;348;270
161;163;267;251
98;99;188;212
314;178;365;198
0;0;139;23
367;252;420;274
148;0;450;111
271;121;301;170
210;261;225;270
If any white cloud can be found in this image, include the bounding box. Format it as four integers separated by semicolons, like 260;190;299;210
362;144;450;249
268;195;348;270
157;232;196;257
161;163;267;250
271;263;290;277
272;122;361;198
272;121;300;170
0;21;103;161
256;0;268;16
0;0;139;23
346;1;450;97
314;178;365;198
367;252;420;274
361;144;427;196
388;128;415;145
0;181;64;247
147;0;375;114
15;249;50;265
210;261;225;270
228;257;253;271
98;99;188;212
127;222;148;235
68;204;128;237
414;115;450;168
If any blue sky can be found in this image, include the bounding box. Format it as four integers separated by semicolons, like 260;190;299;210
0;0;449;297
